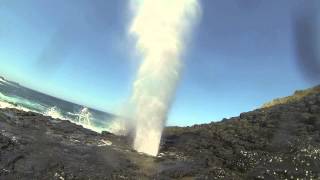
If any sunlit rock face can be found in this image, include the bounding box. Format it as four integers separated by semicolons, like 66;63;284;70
129;0;201;156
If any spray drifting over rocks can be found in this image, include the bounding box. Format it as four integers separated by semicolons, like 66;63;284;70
128;0;201;156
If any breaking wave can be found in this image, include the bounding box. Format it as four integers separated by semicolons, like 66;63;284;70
0;90;121;134
0;92;44;112
44;106;67;120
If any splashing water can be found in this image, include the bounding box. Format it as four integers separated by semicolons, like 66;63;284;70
77;107;93;129
45;106;95;130
45;106;103;132
0;79;116;134
129;0;201;156
45;106;67;120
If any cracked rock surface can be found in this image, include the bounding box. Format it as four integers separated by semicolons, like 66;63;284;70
1;86;320;179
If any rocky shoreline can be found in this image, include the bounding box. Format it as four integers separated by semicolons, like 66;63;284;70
1;86;320;179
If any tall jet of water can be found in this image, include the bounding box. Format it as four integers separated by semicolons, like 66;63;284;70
129;0;200;156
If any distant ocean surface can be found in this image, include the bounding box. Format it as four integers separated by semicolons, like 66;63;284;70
0;76;119;133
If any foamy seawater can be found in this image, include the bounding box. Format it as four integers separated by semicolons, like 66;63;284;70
0;77;118;133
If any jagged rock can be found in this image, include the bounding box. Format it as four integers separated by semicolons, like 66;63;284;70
0;85;320;179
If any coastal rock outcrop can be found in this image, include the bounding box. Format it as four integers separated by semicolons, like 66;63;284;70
0;86;319;179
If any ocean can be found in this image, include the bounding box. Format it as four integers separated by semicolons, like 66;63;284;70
0;76;119;133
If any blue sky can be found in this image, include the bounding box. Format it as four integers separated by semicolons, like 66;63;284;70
0;0;319;126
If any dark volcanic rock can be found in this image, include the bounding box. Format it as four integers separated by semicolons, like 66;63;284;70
0;85;320;179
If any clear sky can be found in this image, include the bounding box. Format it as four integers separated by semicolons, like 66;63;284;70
0;0;319;126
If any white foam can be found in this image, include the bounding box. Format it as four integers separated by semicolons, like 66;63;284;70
0;92;110;134
0;78;7;84
44;106;67;120
77;108;92;127
0;100;31;112
0;78;19;87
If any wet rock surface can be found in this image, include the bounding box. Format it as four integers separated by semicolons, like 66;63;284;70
1;86;320;179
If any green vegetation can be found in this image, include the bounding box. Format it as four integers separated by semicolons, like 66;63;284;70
262;85;320;108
